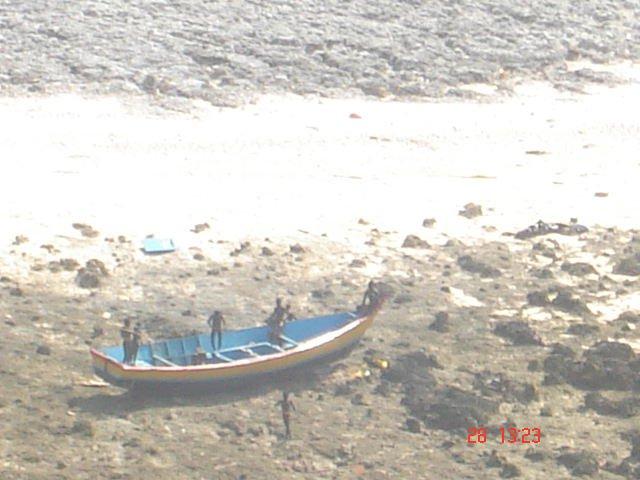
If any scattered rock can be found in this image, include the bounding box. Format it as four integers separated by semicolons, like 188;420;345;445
614;253;640;276
458;255;502;278
566;323;600;336
9;287;24;297
494;321;543;346
311;288;334;300
36;345;51;356
290;243;305;254
349;259;366;268
261;246;274;256
193;253;205;261
401;235;429;249
458;203;483;219
357;218;369;225
72;223;99;238
473;371;538;404
75;259;109;289
429;312;450;333
550;289;593;316
422;218;436;228
594;192;608;197
71;419;95;437
191;223;210;233
584;392;640;418
405;417;421;433
557;450;599;476
393;293;413;304
12;235;28;245
527;290;549;306
561;262;597;276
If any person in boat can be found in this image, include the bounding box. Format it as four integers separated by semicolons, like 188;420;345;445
130;323;142;365
267;298;286;345
191;346;207;365
207;310;225;351
120;318;133;364
278;391;296;439
361;280;379;308
284;304;296;322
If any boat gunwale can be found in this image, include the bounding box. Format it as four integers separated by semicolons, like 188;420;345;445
90;308;375;374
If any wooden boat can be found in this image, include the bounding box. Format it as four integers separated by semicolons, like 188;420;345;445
90;296;384;389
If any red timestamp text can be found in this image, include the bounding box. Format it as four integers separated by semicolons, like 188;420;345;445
467;427;542;445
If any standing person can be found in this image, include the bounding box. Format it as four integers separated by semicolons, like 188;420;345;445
278;391;296;439
361;280;379;308
267;298;286;345
130;323;142;365
207;310;225;351
120;318;133;364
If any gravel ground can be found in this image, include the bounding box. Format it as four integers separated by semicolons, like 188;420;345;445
1;0;640;106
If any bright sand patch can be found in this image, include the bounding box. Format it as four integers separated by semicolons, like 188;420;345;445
1;63;639;256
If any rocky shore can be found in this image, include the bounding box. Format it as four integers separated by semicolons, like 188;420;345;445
1;0;640;107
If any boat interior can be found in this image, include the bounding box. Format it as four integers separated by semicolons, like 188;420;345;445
99;311;360;367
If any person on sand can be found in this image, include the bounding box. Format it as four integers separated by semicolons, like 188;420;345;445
278;391;296;439
361;280;379;308
207;310;225;351
130;323;142;365
120;318;133;364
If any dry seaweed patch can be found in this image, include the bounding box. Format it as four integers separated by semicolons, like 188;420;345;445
0;225;639;478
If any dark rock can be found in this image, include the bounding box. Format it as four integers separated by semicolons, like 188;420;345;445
500;463;521;478
614;253;640;276
393;293;413;304
59;258;80;271
527;290;549;306
191;223;210;233
494;321;543;346
261;247;274;256
193;253;205;261
85;259;108;276
557;450;599;476
36;345;51;356
429;311;450;333
405;417;422;433
524;448;547;462
550;289;593;316
584;392;639;418
422;218;436;228
72;223;99;238
531;267;554;279
402;235;429;249
71;419;95;437
561;262;597;276
566;323;600;336
383;351;441;387
457;255;501;278
585;341;635;363
289;243;305;254
350;259;366;268
617;311;640;324
458;203;482;219
311;288;334;300
540;405;553;417
12;235;28;245
404;387;497;431
9;287;23;297
75;270;100;288
473;371;538;404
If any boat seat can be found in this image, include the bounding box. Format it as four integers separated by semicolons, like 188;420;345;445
279;335;298;347
153;355;178;367
240;348;258;357
212;352;233;362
